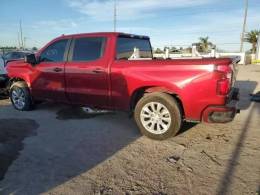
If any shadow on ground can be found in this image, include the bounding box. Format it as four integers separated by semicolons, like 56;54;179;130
0;119;38;180
1;79;258;194
177;122;197;135
0;105;141;194
0;100;198;195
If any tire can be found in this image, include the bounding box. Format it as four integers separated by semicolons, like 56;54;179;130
10;81;33;111
134;92;182;140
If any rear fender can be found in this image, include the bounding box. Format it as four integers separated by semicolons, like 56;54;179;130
143;86;185;117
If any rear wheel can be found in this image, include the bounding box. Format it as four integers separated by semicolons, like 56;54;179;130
134;92;182;140
10;81;33;111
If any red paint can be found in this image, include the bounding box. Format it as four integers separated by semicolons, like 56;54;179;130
7;32;239;122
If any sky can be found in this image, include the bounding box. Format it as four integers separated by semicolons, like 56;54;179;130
0;0;260;52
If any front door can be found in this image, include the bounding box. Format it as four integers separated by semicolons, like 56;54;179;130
65;36;109;108
31;39;70;102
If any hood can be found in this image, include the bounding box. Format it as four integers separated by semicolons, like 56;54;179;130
6;59;27;69
6;59;30;77
6;59;25;66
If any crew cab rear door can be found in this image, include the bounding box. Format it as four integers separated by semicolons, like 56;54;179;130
65;36;109;108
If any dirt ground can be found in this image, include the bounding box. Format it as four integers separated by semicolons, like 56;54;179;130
0;65;260;195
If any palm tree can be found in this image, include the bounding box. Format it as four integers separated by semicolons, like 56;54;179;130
245;30;260;53
198;36;213;52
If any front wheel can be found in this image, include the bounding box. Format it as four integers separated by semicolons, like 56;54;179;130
134;92;182;140
10;81;33;111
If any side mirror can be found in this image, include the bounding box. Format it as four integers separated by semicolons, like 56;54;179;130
25;54;37;65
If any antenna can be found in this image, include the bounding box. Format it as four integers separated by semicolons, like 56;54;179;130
20;20;24;49
114;0;117;32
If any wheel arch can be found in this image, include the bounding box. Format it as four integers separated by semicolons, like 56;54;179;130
8;77;29;89
130;86;185;118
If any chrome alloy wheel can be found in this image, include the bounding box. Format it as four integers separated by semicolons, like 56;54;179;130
140;102;172;134
11;88;26;110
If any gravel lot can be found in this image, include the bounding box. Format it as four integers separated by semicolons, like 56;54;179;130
0;65;260;195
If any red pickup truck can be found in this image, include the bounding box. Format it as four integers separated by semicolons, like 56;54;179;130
6;32;239;140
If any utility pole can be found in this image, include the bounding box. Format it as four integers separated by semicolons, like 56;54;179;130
113;0;117;32
256;33;260;60
19;20;24;49
240;0;248;52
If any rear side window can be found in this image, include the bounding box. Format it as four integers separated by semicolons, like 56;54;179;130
116;37;153;60
40;39;68;62
72;37;106;61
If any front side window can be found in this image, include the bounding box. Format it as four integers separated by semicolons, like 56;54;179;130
72;37;106;61
116;37;153;60
40;39;68;62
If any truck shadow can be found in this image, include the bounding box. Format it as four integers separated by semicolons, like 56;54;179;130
0;106;141;195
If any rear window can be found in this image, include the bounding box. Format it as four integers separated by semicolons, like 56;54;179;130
72;37;106;61
116;37;152;60
4;52;25;60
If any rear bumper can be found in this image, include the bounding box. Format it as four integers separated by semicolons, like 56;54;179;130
202;88;240;123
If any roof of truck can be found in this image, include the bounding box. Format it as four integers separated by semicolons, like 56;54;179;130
58;32;150;39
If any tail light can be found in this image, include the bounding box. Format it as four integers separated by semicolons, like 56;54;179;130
215;64;233;95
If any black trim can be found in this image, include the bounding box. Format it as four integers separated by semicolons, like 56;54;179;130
67;39;75;62
64;39;72;61
118;33;150;40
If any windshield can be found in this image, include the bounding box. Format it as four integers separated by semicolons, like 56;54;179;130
3;52;28;60
116;36;153;60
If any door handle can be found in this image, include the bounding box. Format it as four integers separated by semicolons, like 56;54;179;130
53;67;62;72
92;68;105;74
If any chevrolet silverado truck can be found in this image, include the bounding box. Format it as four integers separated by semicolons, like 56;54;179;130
6;32;240;140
